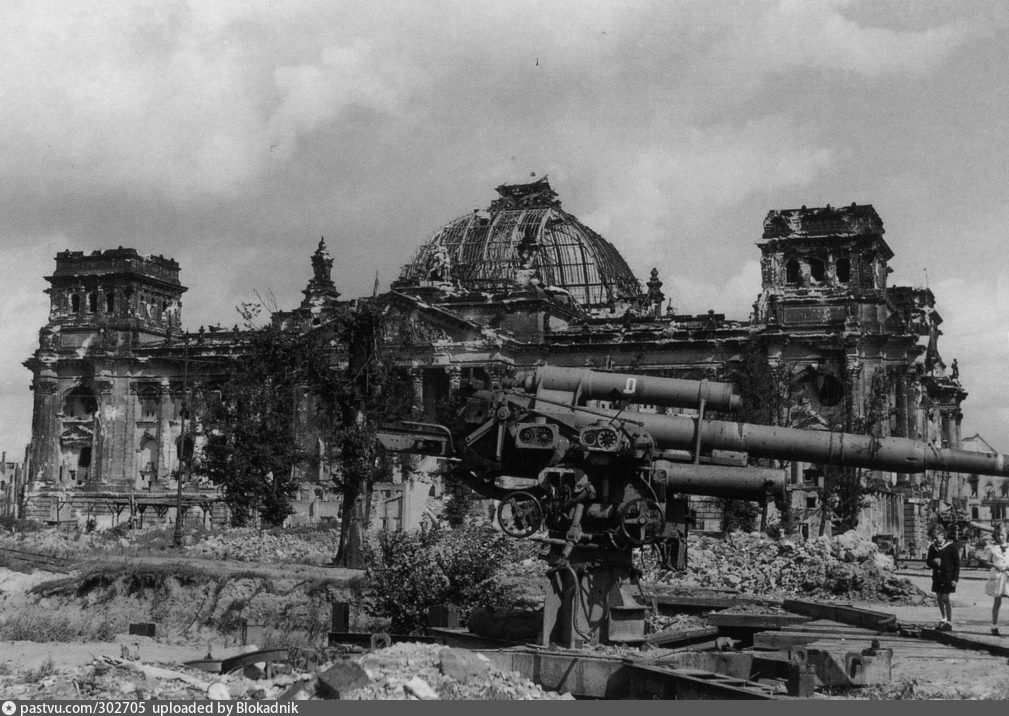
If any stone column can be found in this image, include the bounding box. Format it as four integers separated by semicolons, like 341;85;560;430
156;381;174;480
447;366;462;396
94;377;115;484
410;367;425;417
31;377;62;484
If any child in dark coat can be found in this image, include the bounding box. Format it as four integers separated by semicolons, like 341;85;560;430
925;525;960;631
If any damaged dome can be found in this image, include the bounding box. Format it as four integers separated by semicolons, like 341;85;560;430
396;177;642;309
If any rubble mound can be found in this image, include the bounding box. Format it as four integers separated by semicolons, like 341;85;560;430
645;531;927;603
0;526;343;567
182;528;341;564
346;643;570;700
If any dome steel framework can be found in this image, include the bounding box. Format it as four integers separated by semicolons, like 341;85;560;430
398;178;641;309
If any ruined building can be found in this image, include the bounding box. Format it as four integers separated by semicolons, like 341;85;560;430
20;179;977;552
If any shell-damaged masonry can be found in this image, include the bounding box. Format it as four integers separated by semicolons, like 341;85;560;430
13;177;1009;700
17;177;1004;559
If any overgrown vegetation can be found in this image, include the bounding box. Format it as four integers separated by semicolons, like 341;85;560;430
817;365;894;534
358;520;519;633
21;656;56;681
0;516;46;533
196;301;415;545
23;562;351;647
720;499;761;533
1;609;118;643
719;345;798;536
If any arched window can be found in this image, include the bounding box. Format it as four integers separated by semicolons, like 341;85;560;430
71;294;81;313
809;259;826;282
106;293;115;314
87;292;98;313
786;260;801;285
836;257;851;283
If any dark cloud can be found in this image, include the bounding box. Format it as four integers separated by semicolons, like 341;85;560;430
3;1;1008;455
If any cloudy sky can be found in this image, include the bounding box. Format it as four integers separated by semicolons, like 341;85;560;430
2;0;1009;460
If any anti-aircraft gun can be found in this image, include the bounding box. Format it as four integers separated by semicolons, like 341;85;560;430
378;365;1009;648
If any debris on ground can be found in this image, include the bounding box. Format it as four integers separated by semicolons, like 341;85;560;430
642;531;929;604
347;643;569;699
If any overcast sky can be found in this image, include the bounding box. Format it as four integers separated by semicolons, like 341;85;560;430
2;0;1009;461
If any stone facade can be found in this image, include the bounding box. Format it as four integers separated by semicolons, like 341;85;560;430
20;181;970;549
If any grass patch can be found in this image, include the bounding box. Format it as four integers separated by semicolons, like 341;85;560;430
32;561;222;599
21;656;56;681
1;609;119;643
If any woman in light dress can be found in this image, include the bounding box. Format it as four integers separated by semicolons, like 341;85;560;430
984;524;1009;636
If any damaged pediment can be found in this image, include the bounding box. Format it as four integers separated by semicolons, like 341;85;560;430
60;423;94;446
380;294;490;345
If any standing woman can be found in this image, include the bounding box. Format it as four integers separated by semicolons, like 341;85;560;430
926;525;960;631
984;525;1009;636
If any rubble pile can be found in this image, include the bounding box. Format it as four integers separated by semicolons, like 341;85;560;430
645;531;927;603
183;529;341;565
344;643;570;700
0;529;101;559
0;643;572;701
0;527;343;567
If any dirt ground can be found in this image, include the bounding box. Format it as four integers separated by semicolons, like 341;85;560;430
2;546;1008;699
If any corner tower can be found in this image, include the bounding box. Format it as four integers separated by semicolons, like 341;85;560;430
24;249;188;507
753;203;891;330
42;248;186;347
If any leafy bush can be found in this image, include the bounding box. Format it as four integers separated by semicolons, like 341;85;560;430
0;516;46;533
359;521;518;634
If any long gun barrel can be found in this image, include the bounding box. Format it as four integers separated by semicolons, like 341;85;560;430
517;366;741;413
594;410;1009;477
516;367;1009;477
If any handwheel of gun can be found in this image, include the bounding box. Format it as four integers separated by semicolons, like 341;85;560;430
618;497;664;546
497;491;544;538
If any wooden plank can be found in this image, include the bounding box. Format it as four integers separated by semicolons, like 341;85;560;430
705;612;810;629
752;632;946;651
754;637;932;653
919;628;1009;657
780;624;882;635
781;599;897;631
646;624;719;646
753;632;843;649
645;593;782;611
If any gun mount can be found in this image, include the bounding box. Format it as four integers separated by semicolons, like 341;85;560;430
378;366;1009;648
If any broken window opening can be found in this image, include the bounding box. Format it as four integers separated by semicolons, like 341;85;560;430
785;260;801;285
106;293;115;314
71;294;81;313
176;435;195;464
139;392;159;420
87;292;98;313
818;375;845;407
809;259;825;283
836;257;851;283
64;387;98;418
79;446;92;469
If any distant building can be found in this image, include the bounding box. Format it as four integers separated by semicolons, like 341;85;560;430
0;452;24;521
21;180;971;551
